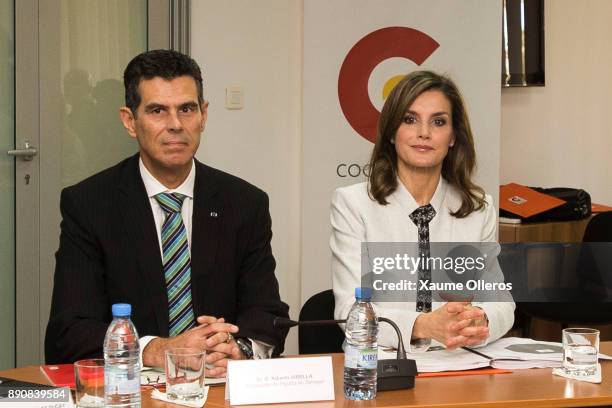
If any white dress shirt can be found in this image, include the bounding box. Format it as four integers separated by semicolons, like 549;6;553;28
330;177;515;352
137;158;271;366
141;158;195;256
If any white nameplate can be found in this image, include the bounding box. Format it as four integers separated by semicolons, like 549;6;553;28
226;356;335;405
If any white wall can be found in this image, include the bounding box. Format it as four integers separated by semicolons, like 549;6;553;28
501;0;612;205
191;0;303;354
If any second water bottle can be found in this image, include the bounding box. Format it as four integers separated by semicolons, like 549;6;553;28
343;287;378;400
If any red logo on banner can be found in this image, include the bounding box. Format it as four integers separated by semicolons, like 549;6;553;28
338;27;439;143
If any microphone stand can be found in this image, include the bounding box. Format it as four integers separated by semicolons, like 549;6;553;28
273;316;416;390
377;317;407;360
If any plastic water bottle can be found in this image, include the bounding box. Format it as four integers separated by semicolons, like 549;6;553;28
343;287;378;400
104;303;141;407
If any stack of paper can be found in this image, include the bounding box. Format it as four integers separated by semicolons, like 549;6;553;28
392;346;489;372
486;337;565;369
140;367;226;386
379;337;612;373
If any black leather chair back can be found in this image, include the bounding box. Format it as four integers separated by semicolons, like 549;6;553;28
583;211;612;242
298;289;345;354
515;212;612;336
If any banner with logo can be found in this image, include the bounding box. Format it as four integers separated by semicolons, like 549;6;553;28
302;0;502;300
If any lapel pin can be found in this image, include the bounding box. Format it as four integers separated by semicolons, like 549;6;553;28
210;211;218;217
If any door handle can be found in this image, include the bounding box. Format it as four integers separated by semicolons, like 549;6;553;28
7;141;38;161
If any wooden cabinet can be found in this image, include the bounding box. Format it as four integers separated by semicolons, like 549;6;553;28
499;217;592;243
498;216;612;341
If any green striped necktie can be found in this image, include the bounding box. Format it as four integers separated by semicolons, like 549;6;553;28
155;192;196;337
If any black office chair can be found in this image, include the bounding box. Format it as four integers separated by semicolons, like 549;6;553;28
298;289;345;354
514;212;612;337
583;211;612;242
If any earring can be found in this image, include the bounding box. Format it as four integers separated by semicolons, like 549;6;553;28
390;138;395;145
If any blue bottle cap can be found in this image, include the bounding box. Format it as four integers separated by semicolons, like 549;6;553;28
355;287;372;300
111;303;131;317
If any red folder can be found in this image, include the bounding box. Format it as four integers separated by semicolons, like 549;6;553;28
40;364;75;388
417;367;512;378
592;203;612;213
499;183;565;218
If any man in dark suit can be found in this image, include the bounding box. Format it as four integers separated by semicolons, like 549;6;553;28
45;50;289;376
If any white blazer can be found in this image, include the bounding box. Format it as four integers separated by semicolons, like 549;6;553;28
330;177;515;350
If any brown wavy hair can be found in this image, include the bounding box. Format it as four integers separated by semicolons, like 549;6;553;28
368;70;486;218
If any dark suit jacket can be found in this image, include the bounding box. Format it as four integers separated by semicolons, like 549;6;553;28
45;154;289;363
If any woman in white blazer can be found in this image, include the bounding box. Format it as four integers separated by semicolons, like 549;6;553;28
331;71;514;352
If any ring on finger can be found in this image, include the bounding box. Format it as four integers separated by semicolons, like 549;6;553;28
226;333;234;344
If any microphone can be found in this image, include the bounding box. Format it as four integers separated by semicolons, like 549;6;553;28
273;316;345;329
273;316;416;390
437;243;489;302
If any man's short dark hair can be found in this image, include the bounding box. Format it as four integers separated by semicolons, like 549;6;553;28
124;49;204;116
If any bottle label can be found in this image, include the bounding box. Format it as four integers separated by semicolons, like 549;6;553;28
344;345;377;369
105;367;140;395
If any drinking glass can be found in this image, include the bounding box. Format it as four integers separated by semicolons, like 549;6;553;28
562;328;599;376
74;359;105;407
165;348;206;401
